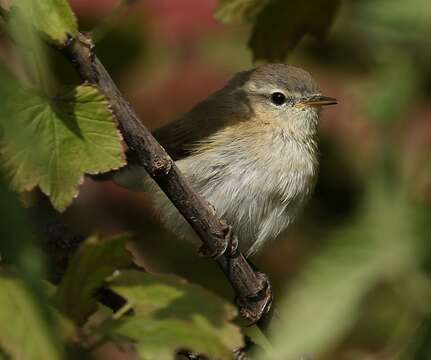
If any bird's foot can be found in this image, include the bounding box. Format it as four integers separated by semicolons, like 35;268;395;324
235;269;273;324
198;219;239;259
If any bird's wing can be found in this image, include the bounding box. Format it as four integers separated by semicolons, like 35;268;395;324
153;88;250;160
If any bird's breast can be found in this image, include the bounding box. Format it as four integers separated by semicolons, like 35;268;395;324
177;128;318;254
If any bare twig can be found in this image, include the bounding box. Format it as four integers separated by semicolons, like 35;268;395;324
59;32;274;330
0;4;275;333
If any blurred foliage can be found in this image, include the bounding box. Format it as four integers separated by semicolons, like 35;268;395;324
95;20;147;79
0;177;64;359
0;272;63;359
217;0;340;61
105;270;243;360
249;0;340;61
268;176;429;359
55;234;132;324
0;0;431;359
364;59;420;127
0;222;242;359
215;0;270;24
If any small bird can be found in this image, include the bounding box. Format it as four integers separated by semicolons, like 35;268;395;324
116;64;337;257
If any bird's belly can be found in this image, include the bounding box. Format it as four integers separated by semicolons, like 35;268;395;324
149;144;317;256
199;169;313;256
174;152;315;255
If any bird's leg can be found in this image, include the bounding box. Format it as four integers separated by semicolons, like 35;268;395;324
198;220;239;259
198;202;238;259
196;203;272;324
222;221;240;257
235;260;273;325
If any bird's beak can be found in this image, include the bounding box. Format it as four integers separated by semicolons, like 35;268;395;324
296;95;338;108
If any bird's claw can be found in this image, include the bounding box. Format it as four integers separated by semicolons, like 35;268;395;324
235;270;273;325
198;220;239;259
197;240;228;259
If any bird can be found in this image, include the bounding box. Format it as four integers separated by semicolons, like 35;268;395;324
115;63;337;257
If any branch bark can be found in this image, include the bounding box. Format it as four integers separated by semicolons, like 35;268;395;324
59;33;274;330
0;3;275;332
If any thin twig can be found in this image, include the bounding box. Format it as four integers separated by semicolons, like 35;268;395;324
59;32;275;331
0;5;276;334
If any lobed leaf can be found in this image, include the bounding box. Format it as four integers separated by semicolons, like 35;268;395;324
0;85;126;211
105;270;243;360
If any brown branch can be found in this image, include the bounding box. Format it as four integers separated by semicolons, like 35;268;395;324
59;32;274;331
0;3;275;332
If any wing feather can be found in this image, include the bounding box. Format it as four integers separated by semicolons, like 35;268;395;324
153;85;251;160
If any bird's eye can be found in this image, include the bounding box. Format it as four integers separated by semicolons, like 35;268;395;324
270;92;287;106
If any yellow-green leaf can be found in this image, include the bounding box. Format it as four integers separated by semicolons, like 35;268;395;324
106;270;243;360
13;0;77;44
0;85;126;211
55;235;132;324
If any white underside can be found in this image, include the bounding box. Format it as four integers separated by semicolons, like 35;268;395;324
142;130;317;257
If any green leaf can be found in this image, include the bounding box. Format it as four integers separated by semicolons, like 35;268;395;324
0;272;62;360
55;234;132;324
13;0;78;44
249;0;340;61
0;85;126;211
8;4;55;94
105;270;243;360
267;178;421;359
0;92;64;357
215;0;271;24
